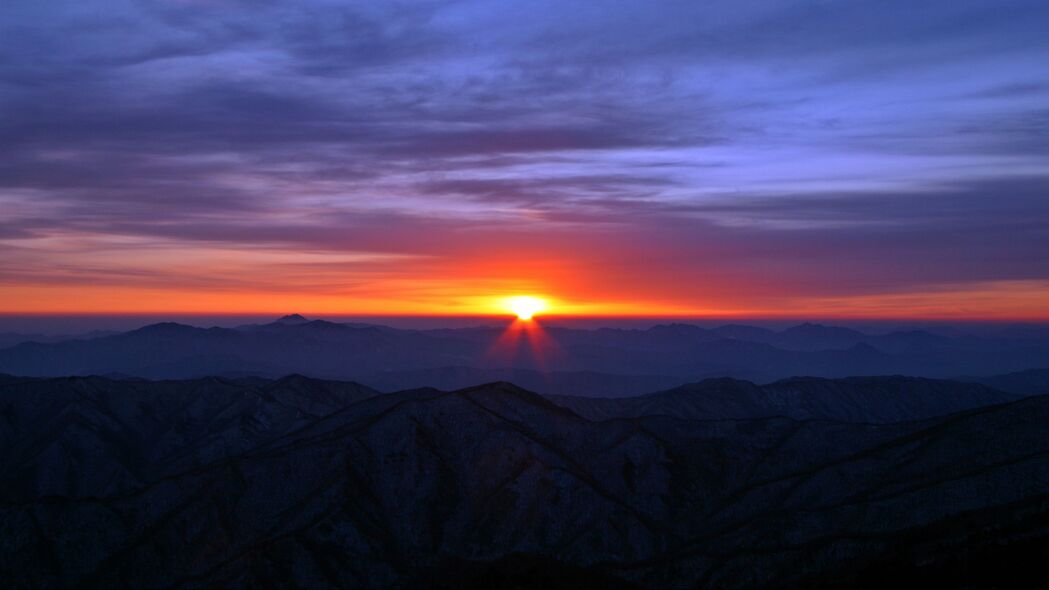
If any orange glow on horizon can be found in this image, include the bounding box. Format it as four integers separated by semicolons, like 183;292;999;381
2;280;1049;322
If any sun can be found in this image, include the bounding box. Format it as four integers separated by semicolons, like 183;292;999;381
506;296;547;320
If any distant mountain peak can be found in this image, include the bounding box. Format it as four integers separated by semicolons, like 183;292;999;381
130;322;197;335
784;322;858;333
458;381;571;413
651;322;700;329
275;314;309;324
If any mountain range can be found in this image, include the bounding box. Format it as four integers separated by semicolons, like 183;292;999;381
1;315;1048;395
2;373;1048;588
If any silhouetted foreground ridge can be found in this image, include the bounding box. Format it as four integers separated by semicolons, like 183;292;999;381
1;374;1047;588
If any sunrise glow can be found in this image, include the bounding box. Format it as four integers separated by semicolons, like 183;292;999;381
506;296;547;320
0;0;1047;323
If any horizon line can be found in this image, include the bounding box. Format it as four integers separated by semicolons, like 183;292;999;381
3;311;1049;324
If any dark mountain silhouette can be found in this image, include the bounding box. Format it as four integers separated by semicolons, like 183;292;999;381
710;323;779;341
2;374;1048;588
0;329;118;349
358;366;684;397
1;316;1048;395
550;375;1020;422
275;313;310;324
966;367;1049;396
775;322;869;350
712;323;962;354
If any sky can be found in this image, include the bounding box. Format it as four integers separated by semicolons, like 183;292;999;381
1;0;1048;319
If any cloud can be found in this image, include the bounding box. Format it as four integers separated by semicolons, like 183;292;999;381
0;0;1047;315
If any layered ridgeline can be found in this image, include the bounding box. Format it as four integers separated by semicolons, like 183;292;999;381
2;374;1047;589
550;376;1020;422
2;316;1049;394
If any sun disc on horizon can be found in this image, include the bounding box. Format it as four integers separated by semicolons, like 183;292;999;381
506;296;547;320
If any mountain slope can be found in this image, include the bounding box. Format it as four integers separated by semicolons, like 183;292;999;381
358;366;684;397
0;375;380;499
551;375;1020;423
2;376;1047;588
967;368;1049;396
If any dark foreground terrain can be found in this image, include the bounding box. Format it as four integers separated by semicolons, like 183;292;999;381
2;373;1048;588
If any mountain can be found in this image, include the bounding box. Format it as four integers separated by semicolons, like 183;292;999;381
0;319;485;381
710;323;778;341
275;313;310;324
0;329;118;349
2;375;1048;588
357;366;684;397
966;368;1049;396
774;322;868;350
2;317;1049;391
550;375;1020;423
0;375;379;499
713;323;956;354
